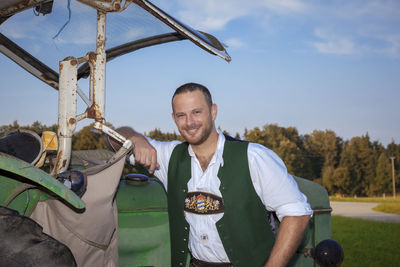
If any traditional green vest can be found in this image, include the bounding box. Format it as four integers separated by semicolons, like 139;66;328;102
167;136;275;267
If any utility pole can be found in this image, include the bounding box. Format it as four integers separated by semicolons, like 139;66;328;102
390;156;396;199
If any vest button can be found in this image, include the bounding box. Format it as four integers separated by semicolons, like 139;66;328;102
181;250;185;253
182;189;186;192
179;263;183;266
183;238;187;242
184;226;188;230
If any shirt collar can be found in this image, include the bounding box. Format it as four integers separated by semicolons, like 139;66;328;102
187;130;226;167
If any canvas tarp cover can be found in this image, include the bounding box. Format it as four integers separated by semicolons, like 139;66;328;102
30;149;128;267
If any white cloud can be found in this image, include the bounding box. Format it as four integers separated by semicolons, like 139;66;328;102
306;0;400;58
1;14;48;40
123;28;144;42
311;28;400;58
176;1;248;31
53;22;96;45
261;0;308;14
4;0;399;59
175;0;308;31
225;38;245;49
373;34;400;58
352;0;400;19
311;28;357;55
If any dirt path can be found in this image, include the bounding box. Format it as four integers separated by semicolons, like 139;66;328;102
330;201;400;223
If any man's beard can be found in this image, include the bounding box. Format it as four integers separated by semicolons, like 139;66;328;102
180;119;213;146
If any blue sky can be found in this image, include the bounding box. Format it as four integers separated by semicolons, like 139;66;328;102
1;0;399;146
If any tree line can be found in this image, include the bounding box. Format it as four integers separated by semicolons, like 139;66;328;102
1;120;399;197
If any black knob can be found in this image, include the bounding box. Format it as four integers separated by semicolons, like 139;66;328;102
312;239;344;267
57;170;87;197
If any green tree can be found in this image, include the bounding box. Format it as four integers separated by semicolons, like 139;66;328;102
386;141;400;195
145;128;183;141
331;167;352;195
0;120;20;137
321;165;335;194
375;152;393;195
338;134;378;196
72;124;111;150
0;120;58;137
244;124;313;179
304;130;343;186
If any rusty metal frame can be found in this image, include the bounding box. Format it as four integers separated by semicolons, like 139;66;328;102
77;32;186;79
53;56;78;174
1;0;230;174
0;32;186;89
0;33;59;89
0;0;52;18
132;0;231;62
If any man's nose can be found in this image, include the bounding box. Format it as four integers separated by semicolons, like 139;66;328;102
186;114;195;127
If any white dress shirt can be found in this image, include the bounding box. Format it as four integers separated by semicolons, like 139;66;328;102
129;131;313;262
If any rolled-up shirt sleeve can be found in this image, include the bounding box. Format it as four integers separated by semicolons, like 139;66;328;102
248;143;313;221
129;138;180;189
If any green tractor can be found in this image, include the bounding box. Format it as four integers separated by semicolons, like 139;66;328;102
0;1;342;266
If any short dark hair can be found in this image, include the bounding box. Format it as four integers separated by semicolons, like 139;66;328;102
172;82;213;108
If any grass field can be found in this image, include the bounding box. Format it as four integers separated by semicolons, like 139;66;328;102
332;216;400;267
330;196;400;215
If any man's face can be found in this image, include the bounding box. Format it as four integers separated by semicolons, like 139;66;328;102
172;90;217;146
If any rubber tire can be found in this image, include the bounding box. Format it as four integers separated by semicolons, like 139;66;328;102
0;206;77;267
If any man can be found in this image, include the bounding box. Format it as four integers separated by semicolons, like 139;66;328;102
120;83;312;267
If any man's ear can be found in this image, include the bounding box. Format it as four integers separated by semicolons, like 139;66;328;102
171;112;177;124
211;104;217;121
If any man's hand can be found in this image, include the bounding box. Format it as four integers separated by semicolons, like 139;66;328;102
263;215;310;267
113;127;160;174
129;132;160;174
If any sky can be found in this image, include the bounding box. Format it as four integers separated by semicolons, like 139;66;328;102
1;0;399;146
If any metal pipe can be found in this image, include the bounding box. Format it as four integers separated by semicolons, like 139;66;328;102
53;57;78;175
77;85;92;107
0;0;52;17
77;0;123;12
87;11;106;121
390;156;396;199
93;122;133;150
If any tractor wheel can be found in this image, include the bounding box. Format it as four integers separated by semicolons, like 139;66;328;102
0;206;76;267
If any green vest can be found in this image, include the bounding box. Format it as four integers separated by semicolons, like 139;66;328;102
167;137;275;267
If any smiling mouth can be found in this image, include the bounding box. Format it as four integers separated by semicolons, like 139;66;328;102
186;128;199;135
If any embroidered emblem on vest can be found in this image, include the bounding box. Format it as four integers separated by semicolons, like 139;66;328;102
200;234;208;241
184;191;224;214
